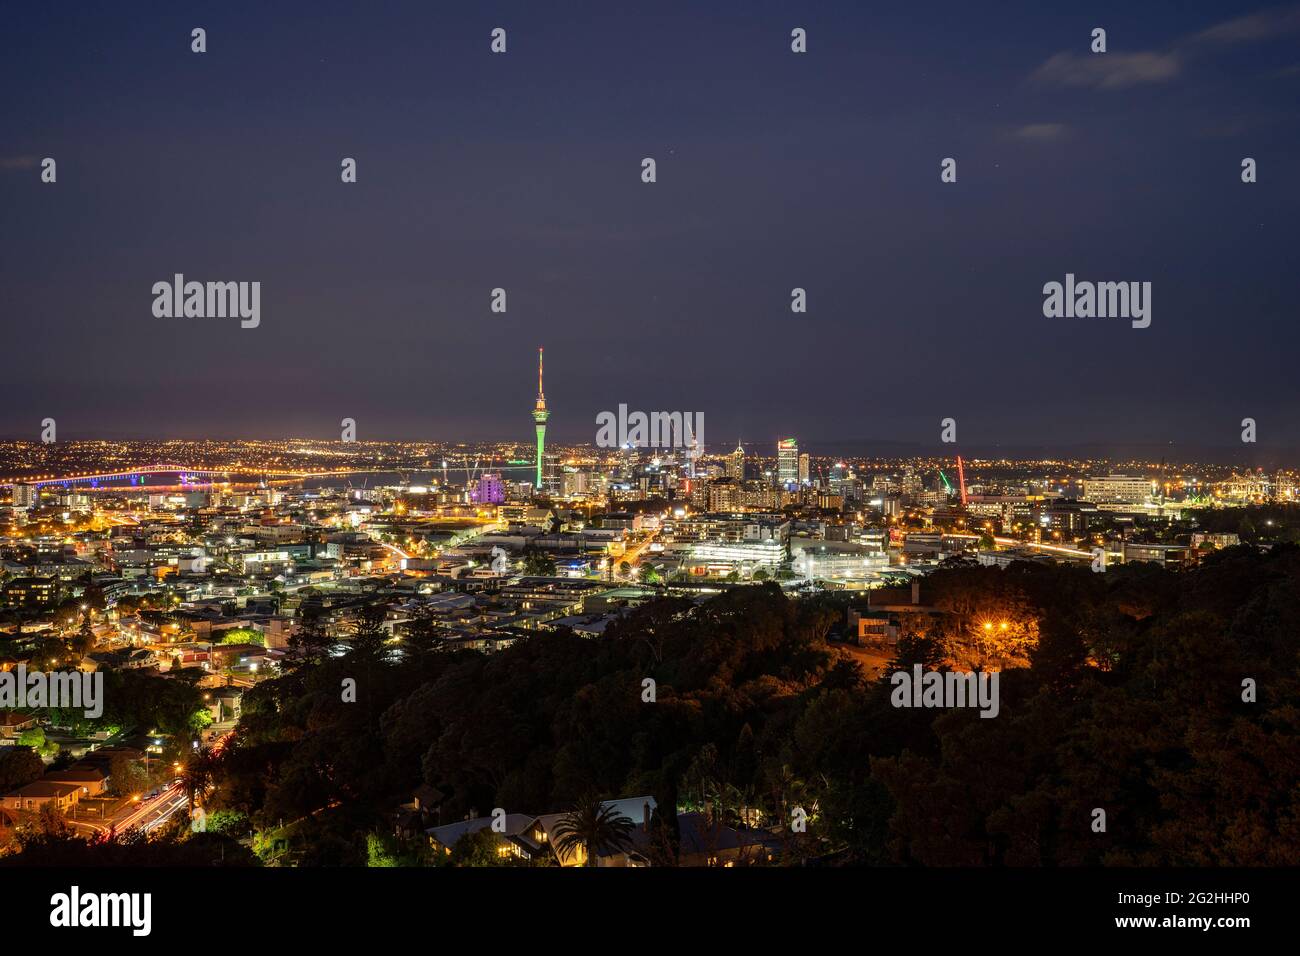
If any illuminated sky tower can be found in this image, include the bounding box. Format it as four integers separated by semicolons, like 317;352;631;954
532;347;549;489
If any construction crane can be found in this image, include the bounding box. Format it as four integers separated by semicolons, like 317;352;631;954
956;456;968;506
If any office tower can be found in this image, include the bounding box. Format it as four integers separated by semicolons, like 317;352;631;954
532;347;549;490
12;483;38;509
777;438;799;487
620;441;639;479
799;452;810;485
544;452;562;495
728;441;745;480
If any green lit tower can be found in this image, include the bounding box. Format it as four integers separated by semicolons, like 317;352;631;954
532;347;549;489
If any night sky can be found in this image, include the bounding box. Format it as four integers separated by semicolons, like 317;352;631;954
2;1;1298;459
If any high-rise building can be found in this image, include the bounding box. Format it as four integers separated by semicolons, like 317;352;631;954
727;442;745;480
474;473;505;505
829;462;862;501
799;453;810;485
532;347;549;490
620;442;639;479
12;483;38;509
562;469;592;498
777;438;799;488
543;452;562;495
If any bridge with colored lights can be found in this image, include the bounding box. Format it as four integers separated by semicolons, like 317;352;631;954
1;461;538;489
0;465;366;488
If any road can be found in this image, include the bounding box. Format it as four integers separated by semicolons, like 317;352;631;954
113;781;189;834
618;530;661;571
76;731;234;836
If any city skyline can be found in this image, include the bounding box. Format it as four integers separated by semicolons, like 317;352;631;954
0;347;1295;467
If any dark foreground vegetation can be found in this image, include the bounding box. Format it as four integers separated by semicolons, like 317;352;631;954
5;544;1297;866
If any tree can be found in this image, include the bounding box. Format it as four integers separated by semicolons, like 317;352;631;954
288;605;334;664
522;547;556;577
552;794;636;867
350;605;387;655
180;747;219;813
448;828;521;867
403;604;446;655
220;628;265;646
109;754;149;798
366;832;400;867
32;803;71;839
0;747;44;792
16;728;46;751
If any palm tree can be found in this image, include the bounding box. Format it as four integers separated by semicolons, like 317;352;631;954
552;795;637;867
180;747;217;813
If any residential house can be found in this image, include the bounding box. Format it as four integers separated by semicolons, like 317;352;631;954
427;812;538;862
0;711;40;742
41;765;110;798
2;780;82;812
528;797;657;867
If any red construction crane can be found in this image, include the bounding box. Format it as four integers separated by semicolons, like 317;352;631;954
956;455;968;506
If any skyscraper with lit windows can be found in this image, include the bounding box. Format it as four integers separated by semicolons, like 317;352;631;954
778;438;798;488
728;442;745;480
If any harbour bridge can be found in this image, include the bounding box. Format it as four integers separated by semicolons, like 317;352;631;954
0;465;362;489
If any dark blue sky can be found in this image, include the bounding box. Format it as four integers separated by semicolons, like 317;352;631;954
2;1;1297;457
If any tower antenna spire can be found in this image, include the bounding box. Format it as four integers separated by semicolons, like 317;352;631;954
532;347;550;490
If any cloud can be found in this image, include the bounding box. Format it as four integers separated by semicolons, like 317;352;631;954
1012;123;1069;141
1188;7;1300;44
1032;51;1181;90
1030;6;1300;90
